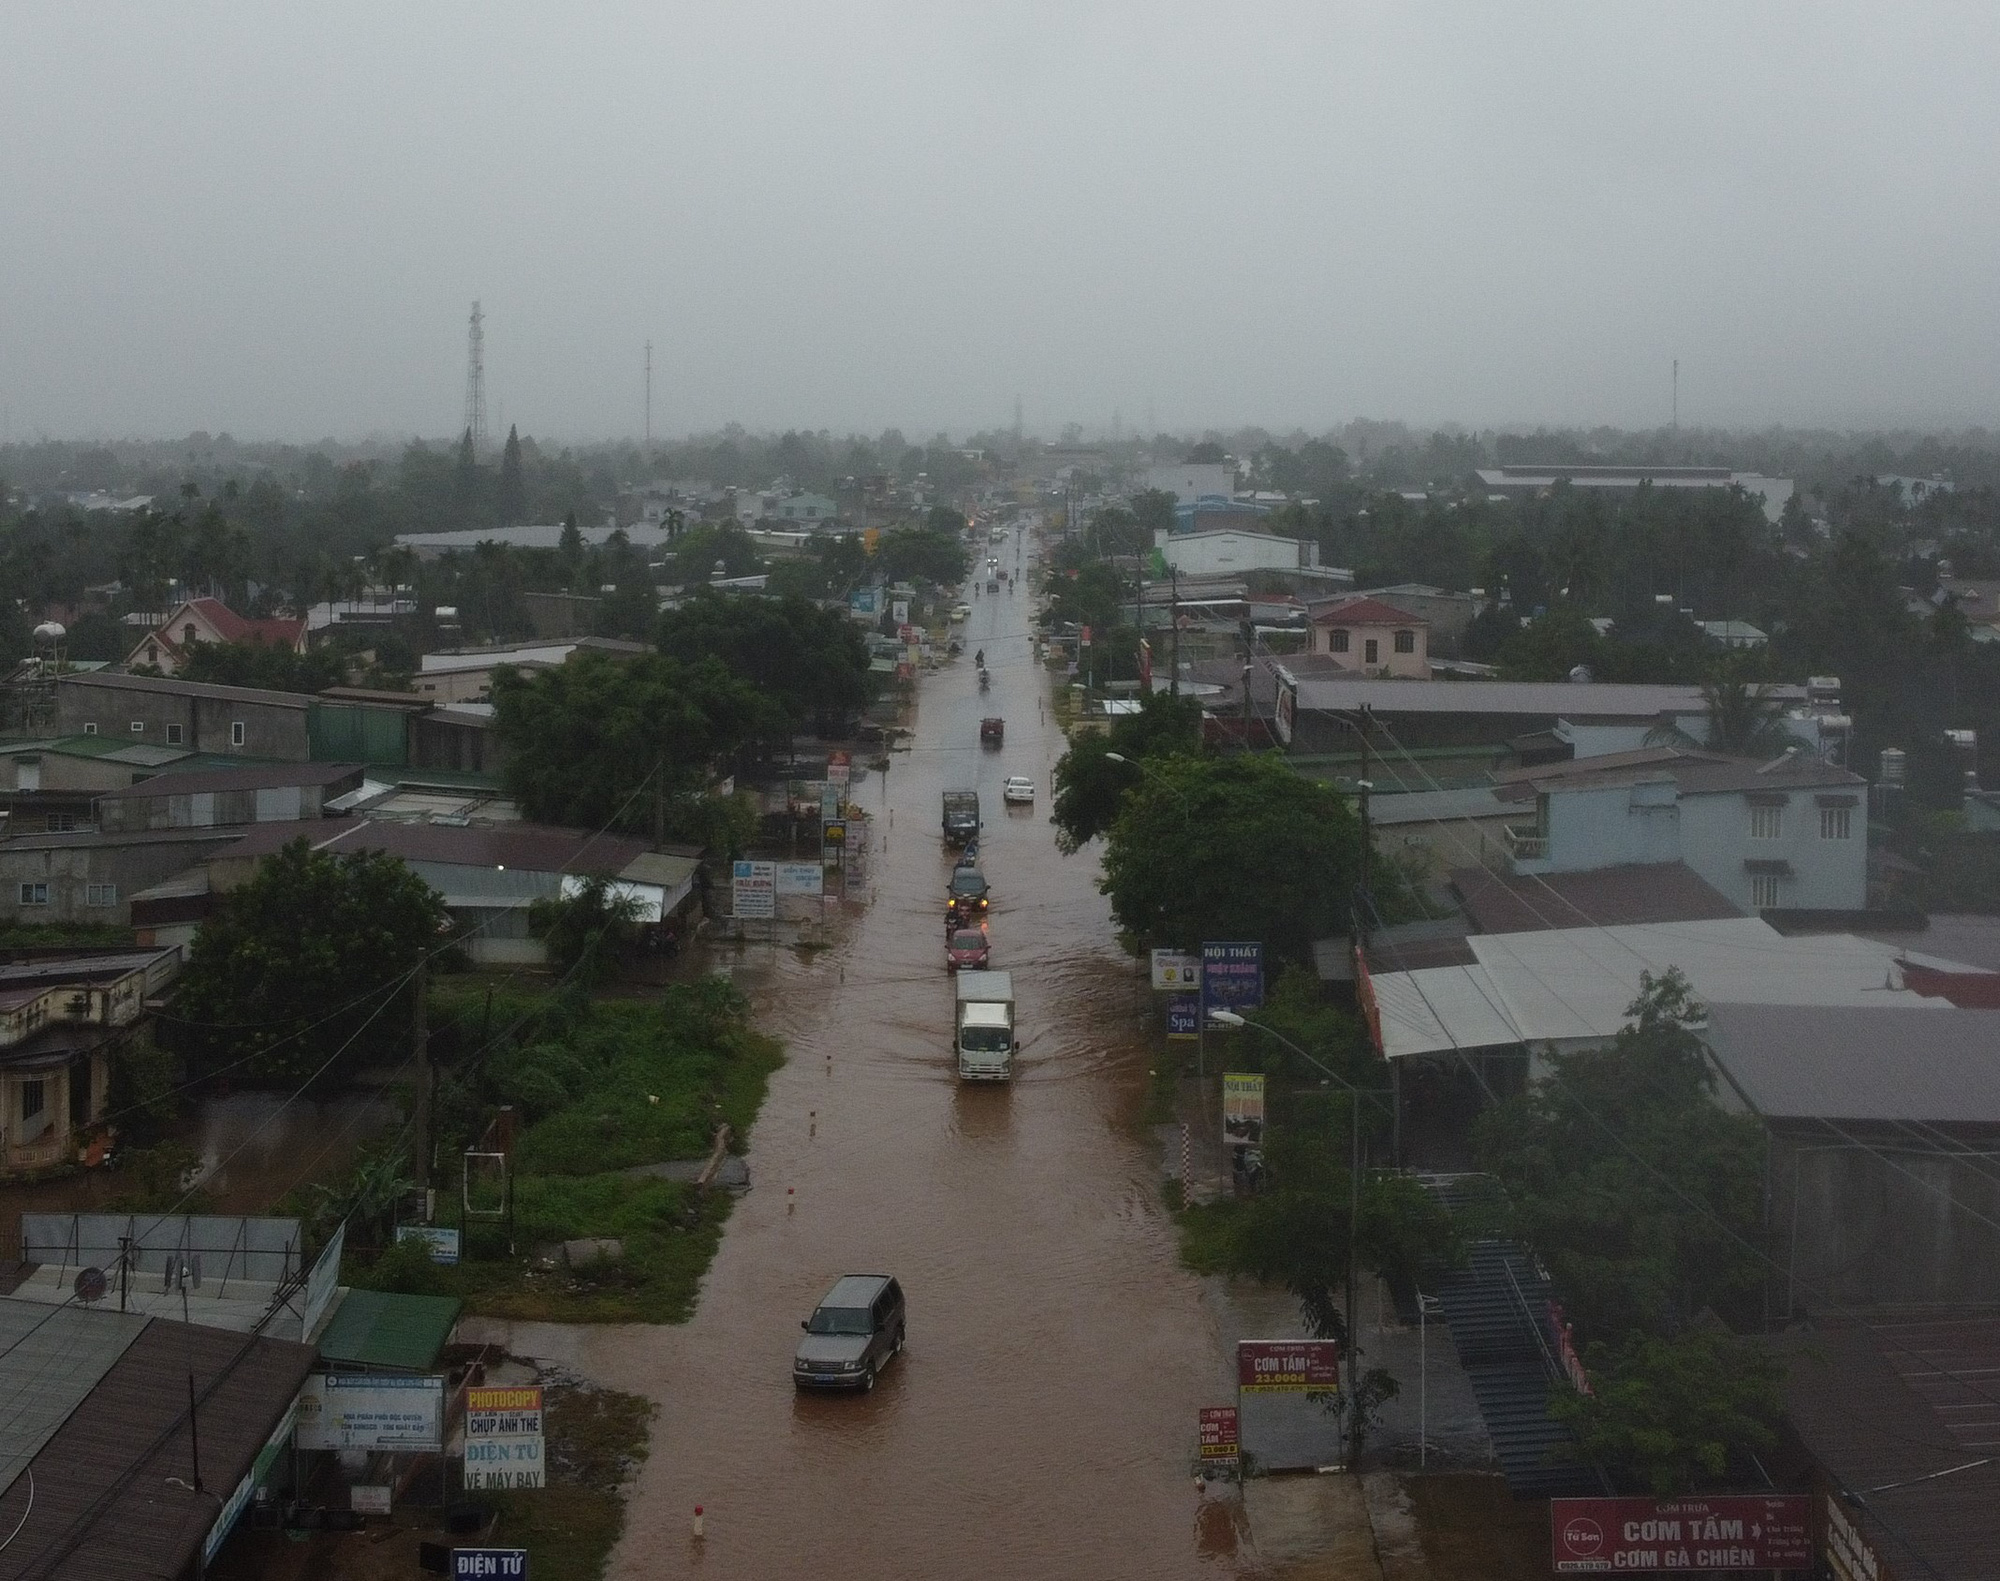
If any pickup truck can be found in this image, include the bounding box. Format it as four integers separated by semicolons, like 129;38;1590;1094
980;717;1004;747
942;789;980;847
955;969;1016;1080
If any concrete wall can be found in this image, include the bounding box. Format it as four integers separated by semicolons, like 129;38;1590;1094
1525;781;1683;874
1771;1131;2000;1309
1679;789;1865;912
1308;617;1428;678
56;681;308;760
0;834;232;924
1157;529;1314;577
1142;463;1235;504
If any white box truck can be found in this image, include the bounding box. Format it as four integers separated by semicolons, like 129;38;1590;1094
955;970;1016;1080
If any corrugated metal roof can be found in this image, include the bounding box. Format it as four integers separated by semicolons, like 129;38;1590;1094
1776;1319;2000;1581
0;1298;148;1499
0;1315;317;1581
208;817;650;876
1704;1005;2000;1123
1450;862;1743;934
96;762;364;800
57;671;311;708
1491;745;1862;797
314;1288;461;1371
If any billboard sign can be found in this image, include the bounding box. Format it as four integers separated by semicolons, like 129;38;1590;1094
1201;941;1264;1014
1222;1073;1265;1145
1150;949;1200;991
820;782;841;822
296;1374;444;1451
731;860;776;919
302;1222;346;1335
775;862;824;897
1237;1340;1341;1393
463;1386;546;1491
826;750;852;786
1166;994;1200;1041
1273;664;1298;747
394;1224;461;1265
453;1551;528;1579
1198;1406;1240;1464
1550;1496;1812;1573
892;599;910;625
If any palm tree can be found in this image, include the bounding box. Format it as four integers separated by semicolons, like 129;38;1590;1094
1646;672;1799;757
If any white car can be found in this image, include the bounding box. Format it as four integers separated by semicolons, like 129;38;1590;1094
950;604;971;622
1002;776;1035;805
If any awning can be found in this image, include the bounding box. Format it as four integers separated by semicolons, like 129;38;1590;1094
314;1288;461;1372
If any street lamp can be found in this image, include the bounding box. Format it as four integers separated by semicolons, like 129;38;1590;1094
1206;1006;1387;1471
1104;751;1193;828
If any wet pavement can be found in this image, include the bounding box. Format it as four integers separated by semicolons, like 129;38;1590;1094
474;531;1273;1577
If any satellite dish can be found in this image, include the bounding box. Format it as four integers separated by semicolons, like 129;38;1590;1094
74;1266;108;1304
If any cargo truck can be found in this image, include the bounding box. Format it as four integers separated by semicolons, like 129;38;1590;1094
942;789;980;847
954;970;1016;1080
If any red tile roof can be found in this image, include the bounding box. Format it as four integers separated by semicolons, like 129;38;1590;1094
1308;596;1423;627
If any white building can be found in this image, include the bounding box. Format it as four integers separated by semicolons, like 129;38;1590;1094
1494;746;1866;914
1473;465;1795;524
1154;526;1318;577
1142;463;1237;505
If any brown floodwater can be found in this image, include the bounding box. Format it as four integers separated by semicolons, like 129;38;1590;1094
497;536;1253;1579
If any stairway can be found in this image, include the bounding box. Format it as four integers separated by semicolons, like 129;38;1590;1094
1418;1176;1608;1497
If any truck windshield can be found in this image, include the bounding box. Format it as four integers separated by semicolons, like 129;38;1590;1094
960;1026;1012;1054
807;1306;873;1336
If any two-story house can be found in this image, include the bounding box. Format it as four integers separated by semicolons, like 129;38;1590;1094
1492;746;1867;914
1305;596;1430;678
0;946;181;1175
124;597;306;676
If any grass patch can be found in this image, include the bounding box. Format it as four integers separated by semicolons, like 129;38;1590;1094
0;921;134;948
482;1377;654;1581
1173;1196;1245;1275
349;976;783;1322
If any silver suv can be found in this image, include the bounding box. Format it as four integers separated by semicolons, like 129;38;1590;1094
793;1274;906;1392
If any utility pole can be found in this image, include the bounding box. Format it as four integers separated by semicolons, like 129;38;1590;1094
1671;358;1679;432
645;340;653;445
412;958;431;1198
1169;568;1181;699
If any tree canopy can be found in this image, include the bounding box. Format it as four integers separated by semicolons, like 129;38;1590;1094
872;523;967;587
172;838;448;1085
1050;691;1203;852
655;590;875;735
493;649;778;830
1098;753;1378;966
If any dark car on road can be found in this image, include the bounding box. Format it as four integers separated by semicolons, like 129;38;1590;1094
947;865;990;911
794;1274;906;1391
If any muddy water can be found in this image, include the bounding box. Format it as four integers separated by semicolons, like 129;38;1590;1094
507;536;1249;1578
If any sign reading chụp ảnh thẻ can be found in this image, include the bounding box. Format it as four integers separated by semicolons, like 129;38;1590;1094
463;1386;545;1491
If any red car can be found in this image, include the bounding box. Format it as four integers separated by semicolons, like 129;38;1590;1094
946;928;991;971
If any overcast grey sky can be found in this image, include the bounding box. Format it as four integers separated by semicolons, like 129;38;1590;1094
5;3;1998;442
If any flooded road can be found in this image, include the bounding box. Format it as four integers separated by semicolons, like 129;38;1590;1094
492;532;1254;1578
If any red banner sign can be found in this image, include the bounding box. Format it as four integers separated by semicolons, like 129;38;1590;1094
1198;1406;1239;1462
1551;1496;1812;1573
1237;1339;1341;1393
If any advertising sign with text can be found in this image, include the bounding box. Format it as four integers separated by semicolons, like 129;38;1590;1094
1550;1496;1812;1573
775;862;825;897
1166;994;1200;1041
1198;1406;1240;1463
1222;1073;1265;1145
731;860;776;920
1150;949;1200;991
296;1374;443;1451
1237;1339;1341;1393
463;1385;546;1491
1201;941;1264;1014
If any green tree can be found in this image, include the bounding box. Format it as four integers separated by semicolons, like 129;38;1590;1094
1471;971;1766;1340
558;511;585;586
872;524;968;587
1552;1329;1785;1495
1495;607;1606;681
181;639;348;694
172;839;448;1085
528;875;646;987
1050;691;1203;852
1099;753;1377;966
1644;669;1800;757
493;649;778;830
656;590;875;736
497;425;526;526
669;522;760;584
1129;488;1178;538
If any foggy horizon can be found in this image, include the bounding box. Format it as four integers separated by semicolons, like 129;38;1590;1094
6;3;2000;442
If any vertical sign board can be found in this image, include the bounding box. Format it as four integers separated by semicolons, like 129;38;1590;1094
1222;1073;1265;1146
463;1386;546;1491
1198;1406;1240;1470
892;599;910;626
820;782;841;823
731;860;776;920
1550;1496;1813;1573
1166;994;1200;1041
453;1550;528;1579
1150;949;1200;991
1273;665;1298;747
1201;942;1264;1016
1823;1491;1890;1581
1235;1339;1344;1472
203;1396;298;1564
301;1221;345;1336
826;750;852;787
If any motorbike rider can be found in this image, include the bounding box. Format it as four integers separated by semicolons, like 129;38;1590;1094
974;649;985;667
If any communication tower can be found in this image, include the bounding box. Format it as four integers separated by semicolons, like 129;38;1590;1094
645;340;653;444
464;301;488;454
